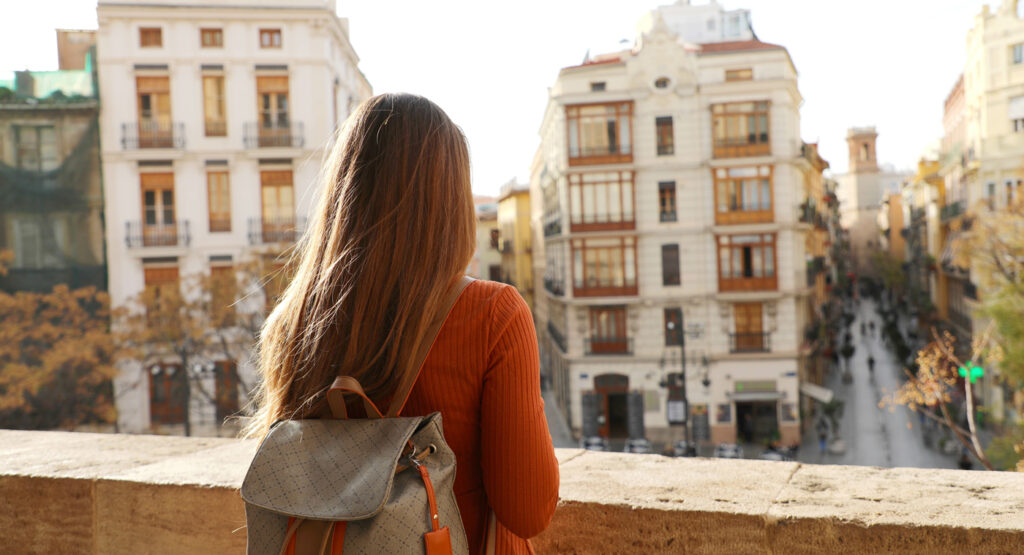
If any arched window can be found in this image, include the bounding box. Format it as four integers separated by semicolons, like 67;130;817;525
861;143;870;161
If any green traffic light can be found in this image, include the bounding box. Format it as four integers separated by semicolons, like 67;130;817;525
958;363;983;384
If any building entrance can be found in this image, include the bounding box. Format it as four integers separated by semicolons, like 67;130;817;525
594;373;629;439
735;401;778;444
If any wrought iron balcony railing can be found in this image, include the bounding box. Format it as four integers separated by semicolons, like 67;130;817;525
125;221;191;248
547;321;567;353
543;276;565;296
121;121;185;149
243;121;305;148
247;217;306;245
585;337;633;356
730;332;771;353
941;201;964;222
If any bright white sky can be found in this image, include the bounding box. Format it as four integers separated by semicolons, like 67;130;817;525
0;0;994;195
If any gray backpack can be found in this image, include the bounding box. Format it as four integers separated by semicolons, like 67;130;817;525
241;278;472;555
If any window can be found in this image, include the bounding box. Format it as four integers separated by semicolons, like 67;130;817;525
658;181;677;222
139;27;162;48
259;28;282;48
200;28;223;47
861;143;870;161
662;244;680;286
664;308;683;347
590;82;606;92
489;228;499;249
260;170;295;242
14;125;58;171
712;101;770;158
209;263;236;326
654;77;670;89
717;234;777;291
1014;119;1024;133
149;364;185;424
707;19;715;30
568;171;634;231
988;182;996;209
256;75;290;145
713;166;773;224
141;173;176;246
566;102;633;165
214;361;239;423
1010;95;1024;132
12;217;65;268
136;76;172;148
1013;43;1024;64
655;116;674;155
589;306;628;354
732;303;766;352
725;69;753;81
207;171;231;232
572;236;637;296
202;75;227;136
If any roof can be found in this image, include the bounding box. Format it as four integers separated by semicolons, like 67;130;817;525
697;39;785;55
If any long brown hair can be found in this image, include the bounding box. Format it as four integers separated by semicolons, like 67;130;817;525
245;93;475;438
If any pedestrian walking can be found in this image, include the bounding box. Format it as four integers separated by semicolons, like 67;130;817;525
860;322;866;337
867;355;875;373
816;419;829;453
869;321;875;337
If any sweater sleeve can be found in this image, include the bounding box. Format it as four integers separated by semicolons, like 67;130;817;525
479;286;560;539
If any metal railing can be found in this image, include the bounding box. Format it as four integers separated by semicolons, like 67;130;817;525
729;332;771;353
204;119;227;137
247;217;306;245
543;217;562;237
121;121;185;149
543;276;564;296
585;337;633;355
243;121;305;148
547;321;567;353
571;144;633;158
660;210;678;222
125;221;191;248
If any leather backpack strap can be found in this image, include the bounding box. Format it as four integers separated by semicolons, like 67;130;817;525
387;275;473;417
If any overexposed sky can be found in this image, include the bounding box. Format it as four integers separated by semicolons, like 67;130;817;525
0;0;995;195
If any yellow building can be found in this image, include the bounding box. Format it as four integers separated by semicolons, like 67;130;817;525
469;196;500;281
496;181;533;309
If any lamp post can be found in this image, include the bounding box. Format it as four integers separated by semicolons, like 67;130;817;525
661;320;705;456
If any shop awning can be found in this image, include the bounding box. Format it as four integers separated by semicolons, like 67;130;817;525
726;391;785;402
800;382;835;404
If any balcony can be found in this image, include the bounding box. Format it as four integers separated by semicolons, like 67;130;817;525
204;119;227;137
941;201;964;222
243;122;305;149
568;144;633;167
713;137;770;159
730;332;771;353
543;217;562;237
547;321;567;353
574;279;638;298
247;217;305;245
5;431;1022;553
718;275;778;293
543;276;565;296
569;213;635;233
585;336;633;355
125;221;191;248
121;121;184;150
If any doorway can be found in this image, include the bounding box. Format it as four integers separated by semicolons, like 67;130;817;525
594;373;629;439
735;401;778;444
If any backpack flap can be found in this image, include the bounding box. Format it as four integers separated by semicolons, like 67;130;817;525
241;416;424;521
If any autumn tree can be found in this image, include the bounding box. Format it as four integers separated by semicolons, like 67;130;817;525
116;256;284;436
0;250;118;429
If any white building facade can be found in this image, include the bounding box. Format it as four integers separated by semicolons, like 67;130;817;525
96;0;370;434
531;4;827;449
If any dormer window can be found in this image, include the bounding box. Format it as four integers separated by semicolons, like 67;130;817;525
654;77;670;89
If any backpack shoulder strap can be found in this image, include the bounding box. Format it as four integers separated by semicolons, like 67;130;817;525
386;275;473;417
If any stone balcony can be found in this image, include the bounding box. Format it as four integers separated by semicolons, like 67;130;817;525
2;430;1023;553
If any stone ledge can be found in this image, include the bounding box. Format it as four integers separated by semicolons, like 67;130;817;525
1;430;1022;554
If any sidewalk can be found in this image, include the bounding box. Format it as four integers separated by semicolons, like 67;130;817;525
543;389;576;448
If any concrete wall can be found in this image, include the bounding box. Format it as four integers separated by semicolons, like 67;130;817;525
3;430;1023;554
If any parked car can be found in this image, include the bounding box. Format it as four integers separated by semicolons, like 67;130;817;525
672;440;698;457
581;436;608;452
624;438;653;454
713;443;744;459
757;450;789;462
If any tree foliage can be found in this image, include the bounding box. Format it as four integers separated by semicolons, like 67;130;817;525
0;276;118;430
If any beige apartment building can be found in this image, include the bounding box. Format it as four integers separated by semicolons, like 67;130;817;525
96;0;370;434
936;0;1024;425
530;2;829;448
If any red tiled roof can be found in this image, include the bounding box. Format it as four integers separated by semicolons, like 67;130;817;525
698;40;785;54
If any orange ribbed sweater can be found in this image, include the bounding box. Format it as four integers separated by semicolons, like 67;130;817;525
402;279;559;555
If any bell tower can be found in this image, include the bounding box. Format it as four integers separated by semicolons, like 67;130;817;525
846;127;879;174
